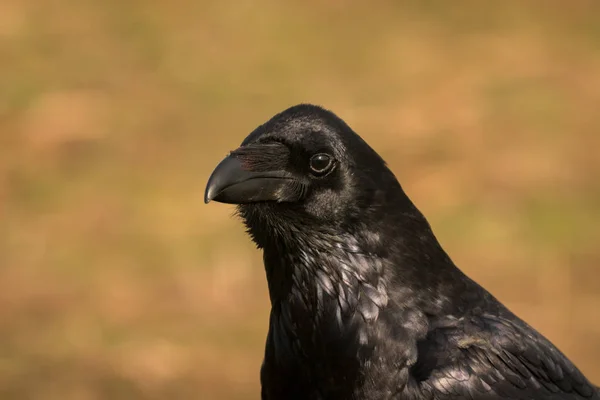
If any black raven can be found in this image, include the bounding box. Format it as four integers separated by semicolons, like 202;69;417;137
204;104;598;400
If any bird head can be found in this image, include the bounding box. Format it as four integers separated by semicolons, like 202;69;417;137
205;104;410;242
205;104;455;316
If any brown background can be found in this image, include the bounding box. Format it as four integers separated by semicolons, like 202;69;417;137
1;1;599;399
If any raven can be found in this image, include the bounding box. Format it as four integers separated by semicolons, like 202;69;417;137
204;104;598;400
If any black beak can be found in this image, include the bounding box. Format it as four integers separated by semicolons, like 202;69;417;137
204;149;301;204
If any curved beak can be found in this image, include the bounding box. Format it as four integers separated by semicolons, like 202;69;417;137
204;148;301;204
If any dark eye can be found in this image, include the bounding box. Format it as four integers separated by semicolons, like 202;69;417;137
309;153;334;175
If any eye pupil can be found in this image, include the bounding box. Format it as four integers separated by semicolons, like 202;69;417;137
309;154;333;175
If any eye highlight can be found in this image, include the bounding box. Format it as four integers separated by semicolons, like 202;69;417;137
309;153;334;175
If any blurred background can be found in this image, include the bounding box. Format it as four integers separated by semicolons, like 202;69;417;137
1;0;599;398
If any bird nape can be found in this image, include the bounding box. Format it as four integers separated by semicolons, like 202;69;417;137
204;104;598;400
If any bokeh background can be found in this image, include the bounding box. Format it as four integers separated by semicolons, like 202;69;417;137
1;1;599;399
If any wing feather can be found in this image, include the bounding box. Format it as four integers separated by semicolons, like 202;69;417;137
419;315;598;399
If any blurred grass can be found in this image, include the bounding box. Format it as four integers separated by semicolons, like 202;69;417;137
1;0;599;398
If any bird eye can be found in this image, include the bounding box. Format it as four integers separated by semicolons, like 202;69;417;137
309;153;334;175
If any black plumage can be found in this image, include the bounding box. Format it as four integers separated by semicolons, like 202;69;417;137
204;104;599;400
